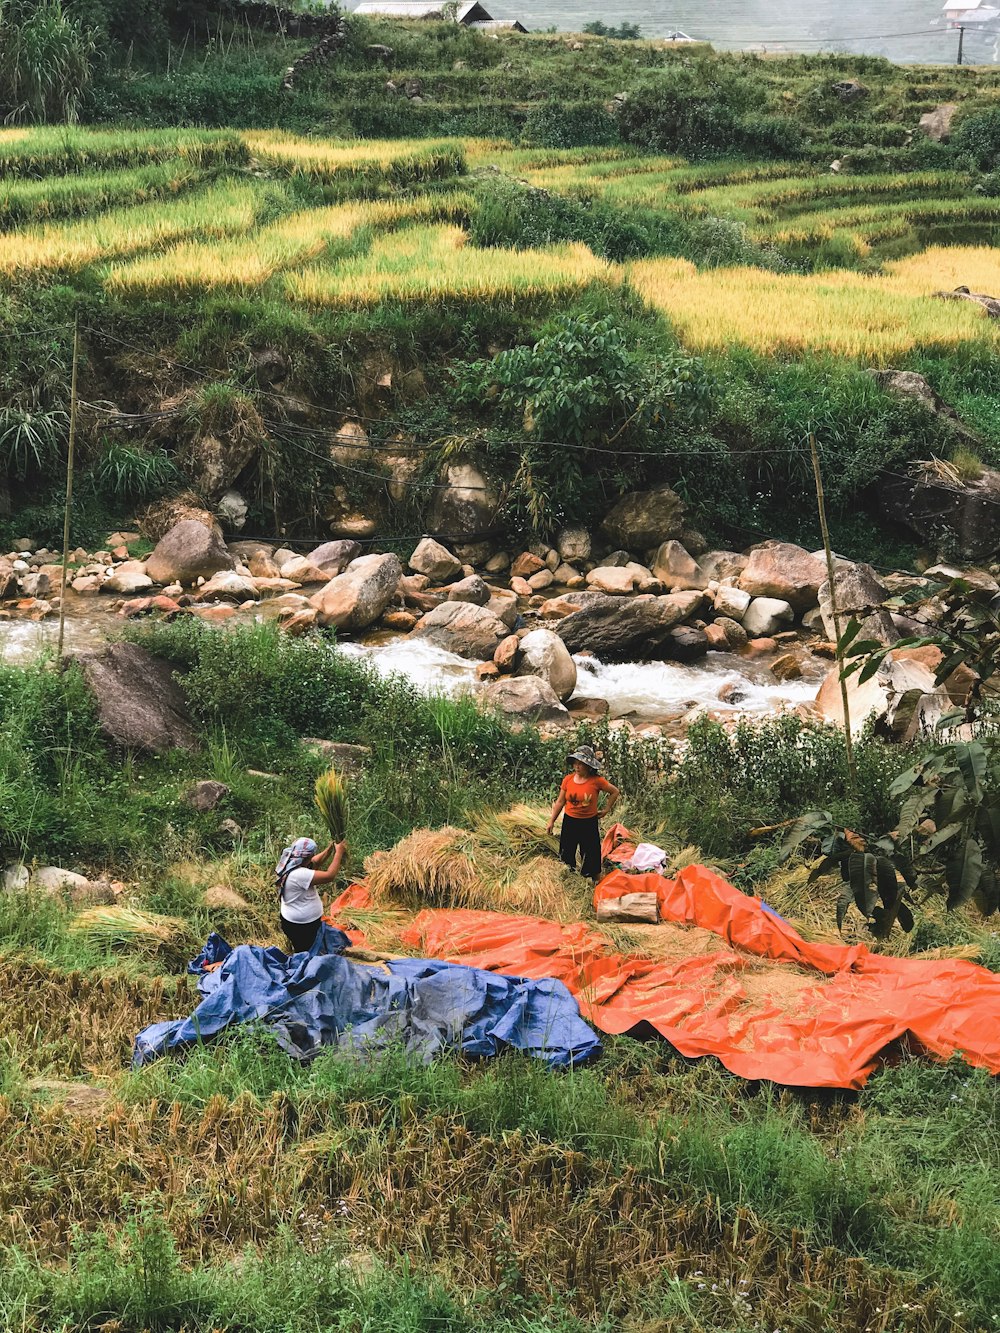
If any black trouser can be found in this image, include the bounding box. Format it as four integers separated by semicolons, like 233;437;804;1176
560;815;602;881
280;916;321;954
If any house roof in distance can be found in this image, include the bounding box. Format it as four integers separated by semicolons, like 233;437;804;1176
354;0;495;19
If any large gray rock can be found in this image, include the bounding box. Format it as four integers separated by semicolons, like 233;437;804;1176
514;628;577;702
0;556;15;601
652;540;707;591
483;675;568;722
410;537;462;583
880;468;1000;562
742;597;794;637
739;543;826;613
308;540;362;575
818;561;892;642
699;550;748;584
69;642;197;753
447;574;491;606
146;519;235;587
555;592;703;661
196;570;258;603
427;462;499;538
180;432;258;502
713;584;751;621
104;561;153;595
556;526;591;564
412;601;508;660
310;553;402;631
601;484;686;552
816;650;952;741
918;102;957;143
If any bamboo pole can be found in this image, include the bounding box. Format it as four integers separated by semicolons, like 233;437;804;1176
809;433;858;800
57;317;80;659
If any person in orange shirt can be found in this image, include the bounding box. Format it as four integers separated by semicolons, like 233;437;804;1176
546;745;619;882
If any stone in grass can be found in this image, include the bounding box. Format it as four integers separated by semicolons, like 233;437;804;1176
204;884;250;910
185;780;229;812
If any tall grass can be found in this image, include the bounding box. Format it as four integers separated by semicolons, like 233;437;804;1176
105;191;474;293
630;244;1000;358
0;126;248;177
244;131;467;185
0;179;267;275
286;223;612;308
0;160;207;228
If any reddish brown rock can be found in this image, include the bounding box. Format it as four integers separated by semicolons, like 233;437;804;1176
510;552;545;580
510;576;533;597
382;609;419;632
476;662;501;681
743;637;778;656
494;634;522;672
771;652;804;682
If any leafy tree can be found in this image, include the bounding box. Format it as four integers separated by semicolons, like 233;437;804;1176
454;314;712;534
583;19;641;40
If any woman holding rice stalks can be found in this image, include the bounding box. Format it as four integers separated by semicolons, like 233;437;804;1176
547;745;619;883
274;835;346;954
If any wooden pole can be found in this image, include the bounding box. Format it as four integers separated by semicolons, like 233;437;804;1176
809;433;858;800
57;317;80;659
957;24;965;64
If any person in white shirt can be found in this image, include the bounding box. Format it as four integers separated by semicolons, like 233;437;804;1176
274;836;347;954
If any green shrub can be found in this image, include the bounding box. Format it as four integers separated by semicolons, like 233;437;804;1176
952;106;1000;172
618;64;803;160
0;0;95;124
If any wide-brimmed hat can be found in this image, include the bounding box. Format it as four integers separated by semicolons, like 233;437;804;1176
567;745;602;774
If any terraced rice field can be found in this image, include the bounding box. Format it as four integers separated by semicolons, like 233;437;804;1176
4;126;999;361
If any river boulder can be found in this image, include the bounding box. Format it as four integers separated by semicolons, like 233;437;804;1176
818;561;894;644
742;597;794;637
105;561;153;595
652;540;707;591
515;628;577;702
816;650;952;741
308;540;362;575
555;592;703;661
412;601;508;659
601;484;686;552
447;574;491;606
69;642;197;753
483;675;568;722
310;553;402;631
146;519;235;587
409;537;463;582
556;526;591;564
739;542;826;613
427;461;499;538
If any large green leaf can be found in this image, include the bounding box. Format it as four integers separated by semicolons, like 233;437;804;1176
849;853;878;917
945;837;984;911
956;743;987;802
924;821;964;852
973;872;1000;918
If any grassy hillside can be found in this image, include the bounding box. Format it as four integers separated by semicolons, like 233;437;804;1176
2;113;1000;557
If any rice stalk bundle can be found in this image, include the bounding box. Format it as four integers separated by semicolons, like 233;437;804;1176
365;827;482;909
314;767;349;843
505;855;587;921
68;906;193;956
473;802;557;859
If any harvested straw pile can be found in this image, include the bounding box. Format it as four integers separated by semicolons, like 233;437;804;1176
68;906;196;965
365;827;480;910
473;802;557;859
314;767;349;842
364;813;588;920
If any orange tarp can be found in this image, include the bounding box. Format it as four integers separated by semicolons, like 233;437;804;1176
331;870;1000;1089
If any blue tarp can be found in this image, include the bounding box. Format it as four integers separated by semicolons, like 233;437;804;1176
134;925;601;1070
